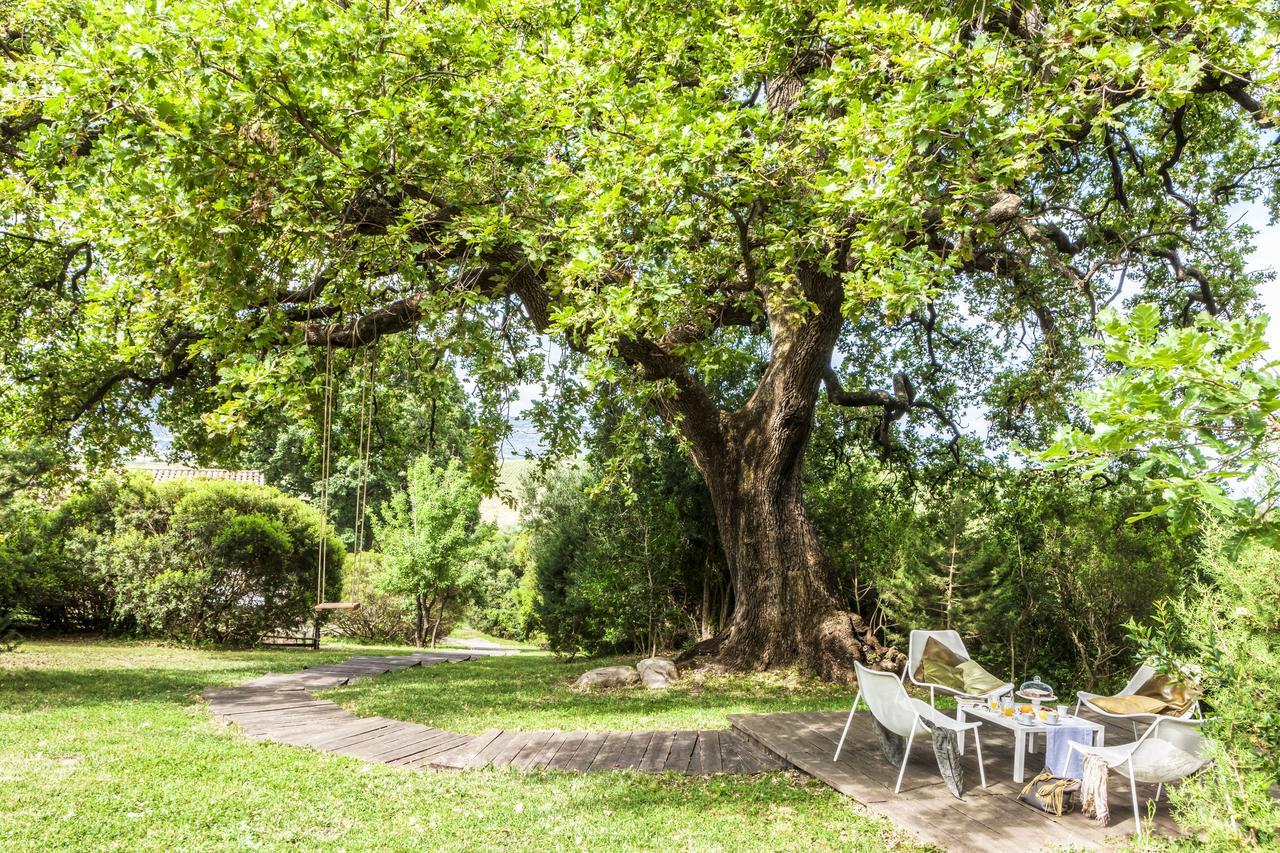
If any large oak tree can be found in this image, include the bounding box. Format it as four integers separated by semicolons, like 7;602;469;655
2;0;1278;678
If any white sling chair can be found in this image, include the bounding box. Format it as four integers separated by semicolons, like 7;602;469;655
906;629;1014;707
1069;717;1207;837
836;661;987;794
1075;663;1203;738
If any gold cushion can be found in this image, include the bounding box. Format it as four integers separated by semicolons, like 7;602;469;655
958;659;1005;695
1091;695;1169;716
1135;674;1200;716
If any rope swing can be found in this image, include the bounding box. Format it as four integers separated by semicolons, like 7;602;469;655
312;343;364;642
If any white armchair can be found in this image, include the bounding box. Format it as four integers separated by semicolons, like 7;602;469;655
1076;663;1202;738
906;629;1014;707
836;661;987;795
1069;717;1207;837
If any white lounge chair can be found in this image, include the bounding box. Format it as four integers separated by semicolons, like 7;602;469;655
1075;663;1203;738
835;661;987;794
906;629;1014;707
1069;717;1207;837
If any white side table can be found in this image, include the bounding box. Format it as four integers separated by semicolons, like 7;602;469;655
957;703;1105;783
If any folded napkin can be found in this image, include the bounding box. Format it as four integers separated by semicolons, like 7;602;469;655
1045;723;1095;780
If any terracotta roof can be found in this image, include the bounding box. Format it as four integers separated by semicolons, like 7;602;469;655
129;463;265;486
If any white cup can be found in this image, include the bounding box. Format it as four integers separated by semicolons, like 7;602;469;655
1043;710;1059;724
1057;705;1070;719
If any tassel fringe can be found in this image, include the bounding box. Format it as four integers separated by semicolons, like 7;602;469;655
1081;754;1110;825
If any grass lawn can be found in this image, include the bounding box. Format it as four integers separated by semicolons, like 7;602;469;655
326;649;857;733
1;638;921;852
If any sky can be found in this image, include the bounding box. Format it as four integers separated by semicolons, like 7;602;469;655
1237;203;1280;350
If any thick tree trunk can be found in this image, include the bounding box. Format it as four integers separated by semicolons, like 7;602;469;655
690;428;903;683
673;265;904;683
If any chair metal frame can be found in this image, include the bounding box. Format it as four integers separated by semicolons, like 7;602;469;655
905;629;1014;708
1068;717;1207;837
836;661;988;795
1075;663;1202;738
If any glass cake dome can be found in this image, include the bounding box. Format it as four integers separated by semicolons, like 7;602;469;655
1017;675;1055;701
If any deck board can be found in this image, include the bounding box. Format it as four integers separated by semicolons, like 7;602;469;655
562;732;609;773
614;731;653;771
487;731;535;769
697;730;722;775
665;731;699;774
587;731;631;771
510;732;556;770
638;731;676;773
541;732;591;771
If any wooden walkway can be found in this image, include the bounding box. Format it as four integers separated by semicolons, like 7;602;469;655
203;650;784;776
730;710;1190;852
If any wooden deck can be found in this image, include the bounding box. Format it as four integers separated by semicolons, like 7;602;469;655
203;650;784;776
729;710;1189;852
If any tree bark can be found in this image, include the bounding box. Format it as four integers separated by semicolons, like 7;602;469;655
689;421;903;682
674;266;904;682
415;594;428;648
429;591;449;647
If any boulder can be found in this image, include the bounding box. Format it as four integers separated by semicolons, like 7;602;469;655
574;665;640;690
637;656;678;689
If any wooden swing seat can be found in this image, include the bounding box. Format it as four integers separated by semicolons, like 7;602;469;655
314;602;361;612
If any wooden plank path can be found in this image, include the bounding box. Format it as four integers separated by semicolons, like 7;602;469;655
730;710;1192;852
202;649;784;777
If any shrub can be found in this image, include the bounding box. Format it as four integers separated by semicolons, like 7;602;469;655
466;531;533;641
329;552;415;644
1129;533;1280;845
0;611;22;652
523;465;704;658
5;472;343;645
0;474;121;633
104;477;343;645
805;429;1191;690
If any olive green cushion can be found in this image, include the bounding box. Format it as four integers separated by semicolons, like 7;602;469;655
921;657;965;692
958;660;1006;695
913;636;968;688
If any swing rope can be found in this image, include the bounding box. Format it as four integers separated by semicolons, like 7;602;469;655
311;341;370;623
316;343;335;606
352;344;377;562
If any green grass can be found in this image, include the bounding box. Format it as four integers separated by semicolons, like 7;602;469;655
442;624;541;651
0;638;918;851
325;649;857;733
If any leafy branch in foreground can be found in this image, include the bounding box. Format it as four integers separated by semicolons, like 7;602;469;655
1040;304;1280;541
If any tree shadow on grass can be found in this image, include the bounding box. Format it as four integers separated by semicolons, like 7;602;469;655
0;641;368;712
327;651;854;732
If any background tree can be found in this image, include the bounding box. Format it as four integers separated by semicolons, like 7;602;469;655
374;458;489;647
211;337;474;547
3;0;1278;677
